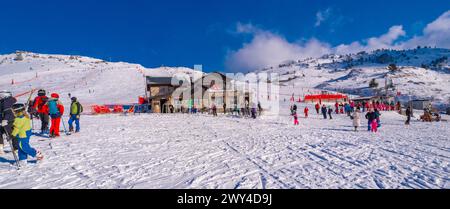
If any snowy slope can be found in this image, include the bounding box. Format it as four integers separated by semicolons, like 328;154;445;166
258;48;450;107
0;104;448;189
0;52;199;108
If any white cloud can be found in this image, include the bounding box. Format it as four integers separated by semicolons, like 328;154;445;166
335;25;406;54
315;8;332;27
402;10;450;48
225;24;331;72
226;10;450;72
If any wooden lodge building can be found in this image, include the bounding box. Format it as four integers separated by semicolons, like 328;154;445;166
146;72;254;113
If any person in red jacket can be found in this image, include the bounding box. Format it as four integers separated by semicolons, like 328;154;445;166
33;89;50;134
45;93;64;138
315;103;320;114
304;106;309;118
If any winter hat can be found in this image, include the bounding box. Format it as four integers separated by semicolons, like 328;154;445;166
12;103;26;113
51;93;60;99
0;90;12;99
71;97;77;102
38;89;46;96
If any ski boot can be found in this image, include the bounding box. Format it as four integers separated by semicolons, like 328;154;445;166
69;127;74;132
36;151;44;161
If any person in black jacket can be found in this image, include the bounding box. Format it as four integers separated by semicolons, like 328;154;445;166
365;109;377;131
405;106;412;125
321;105;327;119
0;90;19;154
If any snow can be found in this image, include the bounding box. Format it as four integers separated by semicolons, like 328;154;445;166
0;51;449;188
0;104;448;189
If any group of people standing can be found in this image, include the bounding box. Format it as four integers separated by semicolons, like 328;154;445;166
292;99;386;133
30;89;83;137
0;89;83;166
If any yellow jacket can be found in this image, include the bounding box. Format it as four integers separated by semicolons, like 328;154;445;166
12;116;32;138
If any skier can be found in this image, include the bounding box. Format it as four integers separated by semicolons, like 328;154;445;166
32;89;50;135
0;90;19;155
328;106;333;119
405;106;412;125
68;97;83;133
211;103;217;117
365;109;377;132
257;102;262;116
251;102;257;119
293;111;299;125
315;103;320;114
321;105;327;119
335;102;339;114
374;109;381;128
11;103;43;165
352;108;361;131
46;93;65;138
304;106;309;118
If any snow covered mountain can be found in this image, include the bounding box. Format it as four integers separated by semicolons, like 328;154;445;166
257;47;450;107
0;51;200;107
1;48;449;109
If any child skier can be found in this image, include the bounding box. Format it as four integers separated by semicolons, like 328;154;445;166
371;119;378;133
11;103;43;165
304;106;309;118
46;93;65;138
328;106;333;119
315;103;320;114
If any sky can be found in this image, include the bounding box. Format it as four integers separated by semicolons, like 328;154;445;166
0;0;449;72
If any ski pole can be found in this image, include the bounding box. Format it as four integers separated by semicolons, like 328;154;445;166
60;116;71;136
1;127;20;169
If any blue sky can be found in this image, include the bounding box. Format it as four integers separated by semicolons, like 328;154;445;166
0;0;448;72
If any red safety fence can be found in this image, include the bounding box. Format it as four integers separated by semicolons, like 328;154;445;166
304;94;348;101
13;89;37;98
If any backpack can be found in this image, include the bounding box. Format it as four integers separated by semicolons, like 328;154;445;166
48;100;59;115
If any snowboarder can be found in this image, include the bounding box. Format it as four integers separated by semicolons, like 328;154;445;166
405;106;412;125
0;90;19;155
352;108;361;131
304;106;309;118
328;106;333;119
46;93;65;138
315;103;320;114
11;103;43;165
321;105;327;119
32;89;50;135
68;97;83;133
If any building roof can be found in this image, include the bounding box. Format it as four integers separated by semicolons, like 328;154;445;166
146;76;185;86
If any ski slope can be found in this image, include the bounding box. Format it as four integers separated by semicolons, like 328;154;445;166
0;105;449;189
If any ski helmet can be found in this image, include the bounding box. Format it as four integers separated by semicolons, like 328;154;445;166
51;93;60;99
12;103;26;113
71;97;77;102
0;90;12;100
38;89;46;96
